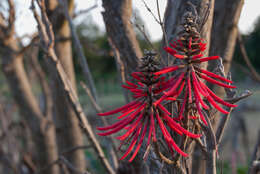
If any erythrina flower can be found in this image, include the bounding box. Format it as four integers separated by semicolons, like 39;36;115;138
154;13;237;126
97;52;201;162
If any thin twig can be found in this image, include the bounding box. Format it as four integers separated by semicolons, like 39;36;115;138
108;37;130;103
73;1;98;18
80;81;119;168
31;1;115;173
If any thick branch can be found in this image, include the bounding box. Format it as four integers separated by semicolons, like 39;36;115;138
31;1;115;173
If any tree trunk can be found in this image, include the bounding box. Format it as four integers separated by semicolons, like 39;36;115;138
102;0;144;173
0;37;60;174
208;0;244;127
46;0;86;172
102;0;142;73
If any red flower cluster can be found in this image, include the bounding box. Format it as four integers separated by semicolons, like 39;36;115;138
97;13;237;162
97;54;200;161
154;37;237;125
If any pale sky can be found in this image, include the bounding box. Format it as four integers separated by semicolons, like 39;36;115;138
15;0;260;42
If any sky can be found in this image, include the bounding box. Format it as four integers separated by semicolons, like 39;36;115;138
15;0;260;42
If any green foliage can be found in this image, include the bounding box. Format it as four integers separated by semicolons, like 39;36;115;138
234;16;260;74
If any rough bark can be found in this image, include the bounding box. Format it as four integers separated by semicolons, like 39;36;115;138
46;0;86;172
102;0;143;73
0;38;59;174
102;0;144;172
207;1;244;121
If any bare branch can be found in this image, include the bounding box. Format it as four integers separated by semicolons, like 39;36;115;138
30;1;115;173
107;37;130;102
80;81;119;168
73;1;98;18
59;156;91;174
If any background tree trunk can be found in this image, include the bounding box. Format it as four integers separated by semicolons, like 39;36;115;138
102;0;142;73
46;0;86;172
208;0;244;127
0;37;59;174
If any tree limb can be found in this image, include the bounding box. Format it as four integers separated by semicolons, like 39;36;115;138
31;1;115;173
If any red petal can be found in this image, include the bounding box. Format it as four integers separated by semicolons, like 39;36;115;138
199;56;219;62
164;47;177;56
98;100;139;116
192;72;209;110
192;54;203;59
195;95;208;126
198;68;233;83
203;84;237;107
126;80;138;88
165;72;185;96
154;66;179;75
189;37;192;49
158;103;171;116
129;118;148;162
174;54;186;59
119;126;141;160
207;96;229;114
200;73;236;89
156;113;188;157
117;112;144;140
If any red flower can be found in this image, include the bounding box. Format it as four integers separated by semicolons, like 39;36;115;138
97;54;200;161
155;37;237;125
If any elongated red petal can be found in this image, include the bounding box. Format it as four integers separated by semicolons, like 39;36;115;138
129;118;148;162
120;125;141;160
192;73;209;110
198;56;219;62
122;84;135;90
98;100;139;116
117;112;144;140
192;54;203;59
178;85;188;118
97;116;131;131
164;115;201;138
174;54;186;59
131;72;142;81
200;73;236;89
187;75;192;103
198;68;233;83
156;113;188;157
154;66;179;75
164;47;177;56
203;84;237;107
207;96;229;114
126;80;138;88
158;103;171;116
189;37;192;49
195;95;208;126
165;72;185;96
